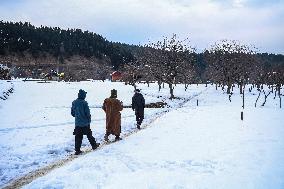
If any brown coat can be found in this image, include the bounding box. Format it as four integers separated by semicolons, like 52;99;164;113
102;98;123;136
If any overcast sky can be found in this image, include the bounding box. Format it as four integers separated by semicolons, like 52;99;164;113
0;0;283;54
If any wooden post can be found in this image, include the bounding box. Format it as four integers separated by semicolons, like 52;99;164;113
241;84;245;121
242;84;245;109
242;91;245;109
197;99;199;106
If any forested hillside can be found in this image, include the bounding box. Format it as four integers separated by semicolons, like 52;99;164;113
0;21;134;69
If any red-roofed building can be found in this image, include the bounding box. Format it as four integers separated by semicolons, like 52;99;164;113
111;71;122;81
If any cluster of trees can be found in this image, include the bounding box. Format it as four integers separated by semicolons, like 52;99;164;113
204;40;284;109
122;34;197;98
122;36;284;105
204;40;261;98
0;21;133;69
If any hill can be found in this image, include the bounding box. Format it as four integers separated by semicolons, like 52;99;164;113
0;21;135;80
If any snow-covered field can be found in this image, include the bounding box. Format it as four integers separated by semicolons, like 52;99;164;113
0;80;284;189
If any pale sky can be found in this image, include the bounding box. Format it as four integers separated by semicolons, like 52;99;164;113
0;0;284;54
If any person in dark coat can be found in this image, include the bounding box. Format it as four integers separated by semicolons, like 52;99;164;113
71;89;99;155
102;89;123;142
132;89;145;129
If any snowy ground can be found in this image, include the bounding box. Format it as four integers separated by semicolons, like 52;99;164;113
0;80;201;188
0;81;11;94
1;81;284;189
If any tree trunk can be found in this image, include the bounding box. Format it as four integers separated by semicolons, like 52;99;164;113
255;91;261;107
261;91;272;106
280;96;282;109
158;84;161;91
242;85;245;109
241;84;245;121
158;81;162;91
278;85;282;108
185;84;189;91
169;83;174;99
227;83;232;94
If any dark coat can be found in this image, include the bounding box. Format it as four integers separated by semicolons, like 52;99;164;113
71;90;91;127
102;97;123;136
132;93;145;112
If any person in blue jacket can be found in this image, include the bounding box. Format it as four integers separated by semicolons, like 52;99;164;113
71;89;99;155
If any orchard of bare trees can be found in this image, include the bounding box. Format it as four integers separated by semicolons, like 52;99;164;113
122;36;283;110
122;34;197;99
204;40;283;110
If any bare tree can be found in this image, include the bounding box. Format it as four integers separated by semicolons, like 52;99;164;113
204;40;263;120
121;61;143;89
141;34;196;98
255;64;284;108
204;40;261;96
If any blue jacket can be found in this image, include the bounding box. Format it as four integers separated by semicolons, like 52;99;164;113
71;90;91;127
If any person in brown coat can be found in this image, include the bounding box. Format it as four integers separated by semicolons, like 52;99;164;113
102;89;123;142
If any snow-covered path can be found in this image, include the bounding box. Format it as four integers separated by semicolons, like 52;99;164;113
0;80;202;188
22;86;284;189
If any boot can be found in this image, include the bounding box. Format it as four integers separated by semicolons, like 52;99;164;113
115;135;122;141
75;150;82;155
137;124;141;130
92;143;100;150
